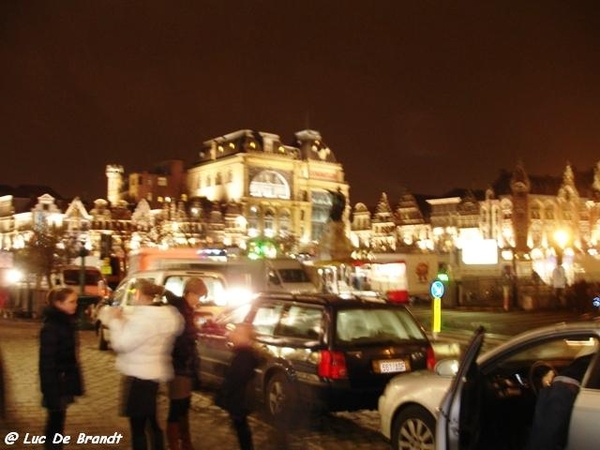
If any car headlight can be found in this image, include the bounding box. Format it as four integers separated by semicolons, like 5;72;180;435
219;287;256;307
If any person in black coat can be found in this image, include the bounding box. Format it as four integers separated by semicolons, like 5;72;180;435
215;323;260;450
39;287;84;450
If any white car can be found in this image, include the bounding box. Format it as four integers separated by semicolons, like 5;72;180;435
381;321;600;450
379;358;456;450
94;268;229;350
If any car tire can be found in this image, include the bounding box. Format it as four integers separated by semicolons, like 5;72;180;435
265;371;294;421
391;405;436;450
98;326;108;351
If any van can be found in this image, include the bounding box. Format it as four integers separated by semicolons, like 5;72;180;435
126;247;317;296
223;258;318;294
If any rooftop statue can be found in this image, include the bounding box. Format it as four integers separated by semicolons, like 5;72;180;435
327;188;346;222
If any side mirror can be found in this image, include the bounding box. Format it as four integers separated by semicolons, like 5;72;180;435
435;358;460;377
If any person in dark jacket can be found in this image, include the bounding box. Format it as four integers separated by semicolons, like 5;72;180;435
164;277;207;450
39;287;84;450
526;352;595;450
215;323;260;450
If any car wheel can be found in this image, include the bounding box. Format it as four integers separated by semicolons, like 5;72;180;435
391;405;436;450
98;326;108;351
265;372;293;420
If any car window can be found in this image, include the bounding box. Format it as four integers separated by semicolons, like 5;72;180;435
161;274;224;303
278;269;310;283
163;276;188;296
111;282;127;306
252;303;284;336
492;336;599;372
335;307;426;345
122;276;157;306
275;305;323;340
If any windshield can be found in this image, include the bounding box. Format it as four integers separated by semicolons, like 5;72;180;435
335;307;426;345
163;275;226;304
277;268;310;283
62;269;102;285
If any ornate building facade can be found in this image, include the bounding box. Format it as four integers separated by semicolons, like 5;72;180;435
186;128;350;248
2;129;600;289
348;161;600;284
0;128;350;268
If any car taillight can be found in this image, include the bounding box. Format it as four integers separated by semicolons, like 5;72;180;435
427;345;436;371
318;350;348;379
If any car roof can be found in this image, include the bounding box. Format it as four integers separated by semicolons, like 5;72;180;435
254;292;403;309
125;268;227;278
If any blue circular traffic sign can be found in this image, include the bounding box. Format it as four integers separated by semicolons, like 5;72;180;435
430;280;445;298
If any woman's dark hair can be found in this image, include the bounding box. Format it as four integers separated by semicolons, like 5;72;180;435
134;278;165;298
46;287;77;306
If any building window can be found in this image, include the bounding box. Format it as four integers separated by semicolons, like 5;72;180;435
279;210;290;233
248;206;259;230
264;209;275;232
206;176;211;187
311;191;332;241
215;173;222;185
158;177;167;187
227;169;233;183
249;170;291;199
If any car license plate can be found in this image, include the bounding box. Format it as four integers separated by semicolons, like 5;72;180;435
374;359;409;374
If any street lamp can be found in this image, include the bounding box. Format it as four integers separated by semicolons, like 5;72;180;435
554;229;570;256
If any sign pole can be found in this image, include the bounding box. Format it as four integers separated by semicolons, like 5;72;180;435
430;280;445;339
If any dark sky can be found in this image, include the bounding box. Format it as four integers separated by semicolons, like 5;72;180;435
1;1;600;207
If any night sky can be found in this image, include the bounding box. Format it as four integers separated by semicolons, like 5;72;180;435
1;1;599;207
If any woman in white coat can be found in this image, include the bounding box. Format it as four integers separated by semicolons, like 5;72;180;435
100;278;183;450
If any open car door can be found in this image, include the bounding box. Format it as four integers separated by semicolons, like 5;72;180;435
436;326;485;450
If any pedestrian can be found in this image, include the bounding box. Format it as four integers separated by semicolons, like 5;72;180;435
38;287;84;450
164;277;208;450
99;278;183;450
215;323;260;450
0;284;8;318
552;263;567;308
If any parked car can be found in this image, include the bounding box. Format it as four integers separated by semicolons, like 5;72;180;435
379;358;457;450
54;265;110;299
94;268;229;350
197;292;435;419
380;321;600;450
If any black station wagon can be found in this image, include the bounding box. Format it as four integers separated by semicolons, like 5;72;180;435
197;292;435;419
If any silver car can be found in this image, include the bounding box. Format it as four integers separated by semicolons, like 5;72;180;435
379;361;456;450
437;322;600;450
380;321;600;450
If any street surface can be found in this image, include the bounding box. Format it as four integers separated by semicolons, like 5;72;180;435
0;307;587;449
